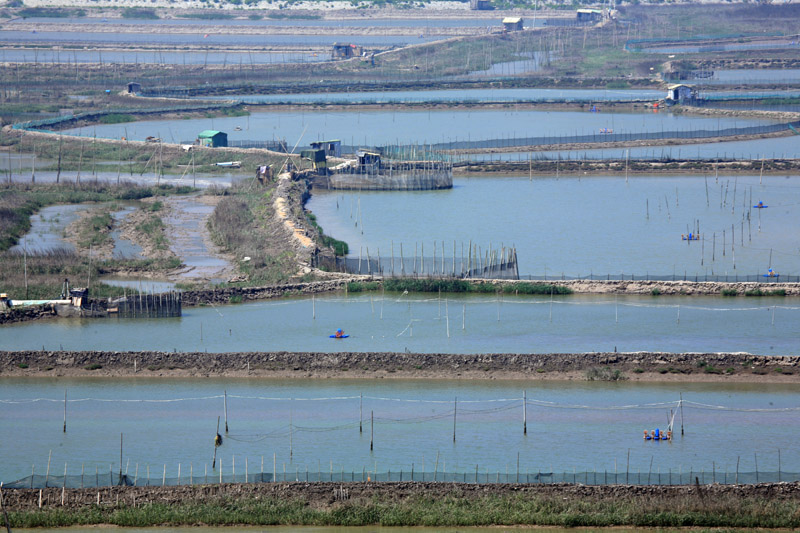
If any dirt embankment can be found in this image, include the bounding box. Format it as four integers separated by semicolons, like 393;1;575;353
2;350;798;382
456;157;800;176
180;279;346;306
3;481;800;512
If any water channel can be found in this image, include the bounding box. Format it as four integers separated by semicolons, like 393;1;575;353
2;292;799;354
1;376;798;485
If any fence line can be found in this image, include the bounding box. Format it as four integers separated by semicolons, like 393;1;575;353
518;273;797;283
5;469;796;489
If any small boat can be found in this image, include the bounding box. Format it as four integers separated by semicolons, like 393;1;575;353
753;201;768;208
215;161;241;168
234;126;242;131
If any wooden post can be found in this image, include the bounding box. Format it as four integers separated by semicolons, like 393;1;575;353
359;393;363;433
679;393;684;436
119;433;123;485
45;450;51;488
224;390;229;433
523;390;527;435
626;449;630;484
370;410;374;451
63;389;67;433
213;416;220;469
452;397;457;442
434;451;439;482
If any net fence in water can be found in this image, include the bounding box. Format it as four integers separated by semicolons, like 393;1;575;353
5;470;797;489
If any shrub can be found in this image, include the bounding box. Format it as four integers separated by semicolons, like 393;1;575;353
229;294;243;304
650;288;661;296
84;363;102;370
17;363;29;369
721;288;738;296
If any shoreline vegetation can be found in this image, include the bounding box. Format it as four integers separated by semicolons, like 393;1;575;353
3;482;800;529
1;350;798;382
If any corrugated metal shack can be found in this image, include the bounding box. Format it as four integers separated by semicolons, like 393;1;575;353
197;130;228;147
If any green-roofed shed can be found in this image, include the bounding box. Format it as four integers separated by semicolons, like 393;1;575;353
198;130;227;148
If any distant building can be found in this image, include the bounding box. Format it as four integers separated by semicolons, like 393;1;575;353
356;150;381;174
666;84;694;102
127;82;142;94
197;130;228;148
310;140;342;158
470;0;492;10
301;149;328;173
502;17;524;31
576;8;603;22
331;43;363;60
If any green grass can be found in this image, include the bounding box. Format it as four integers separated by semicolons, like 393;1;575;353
381;279;572;295
136;215;168;251
8;492;800;528
121;7;159;19
744;288;786;297
99;114;136;125
346;281;381;292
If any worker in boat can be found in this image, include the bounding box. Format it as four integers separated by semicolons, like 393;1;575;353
666;430;672;440
644;430;650;440
650;430;656;440
334;328;345;338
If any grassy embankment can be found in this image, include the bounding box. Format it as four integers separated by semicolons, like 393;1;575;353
8;490;800;528
0;182;189;300
347;278;572;295
206;179;306;287
1;129;292;178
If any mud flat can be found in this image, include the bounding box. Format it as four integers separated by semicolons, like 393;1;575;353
2;350;798;382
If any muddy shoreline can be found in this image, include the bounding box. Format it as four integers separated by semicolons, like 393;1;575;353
2;350;798;382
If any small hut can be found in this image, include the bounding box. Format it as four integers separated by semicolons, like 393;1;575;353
197;130;228;148
310;140;342;157
502;17;523;31
666;84;694;102
576;8;602;22
301;149;328;173
127;82;142;94
331;43;362;60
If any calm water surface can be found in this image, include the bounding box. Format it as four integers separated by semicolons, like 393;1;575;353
1;293;799;354
1;377;798;483
62;110;773;147
308;175;800;276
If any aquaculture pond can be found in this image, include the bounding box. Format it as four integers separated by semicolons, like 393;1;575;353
308;175;800;277
62;109;774;148
1;377;798;484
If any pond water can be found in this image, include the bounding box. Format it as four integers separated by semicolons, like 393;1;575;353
1;376;798;484
164;195;232;283
3;170;239;189
62;109;774;148
464;133;800;161
0;48;326;65
308;175;800;277
207;88;667;104
686;69;800;86
1;292;799;355
633;39;800;54
0;30;437;47
8;204;89;254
